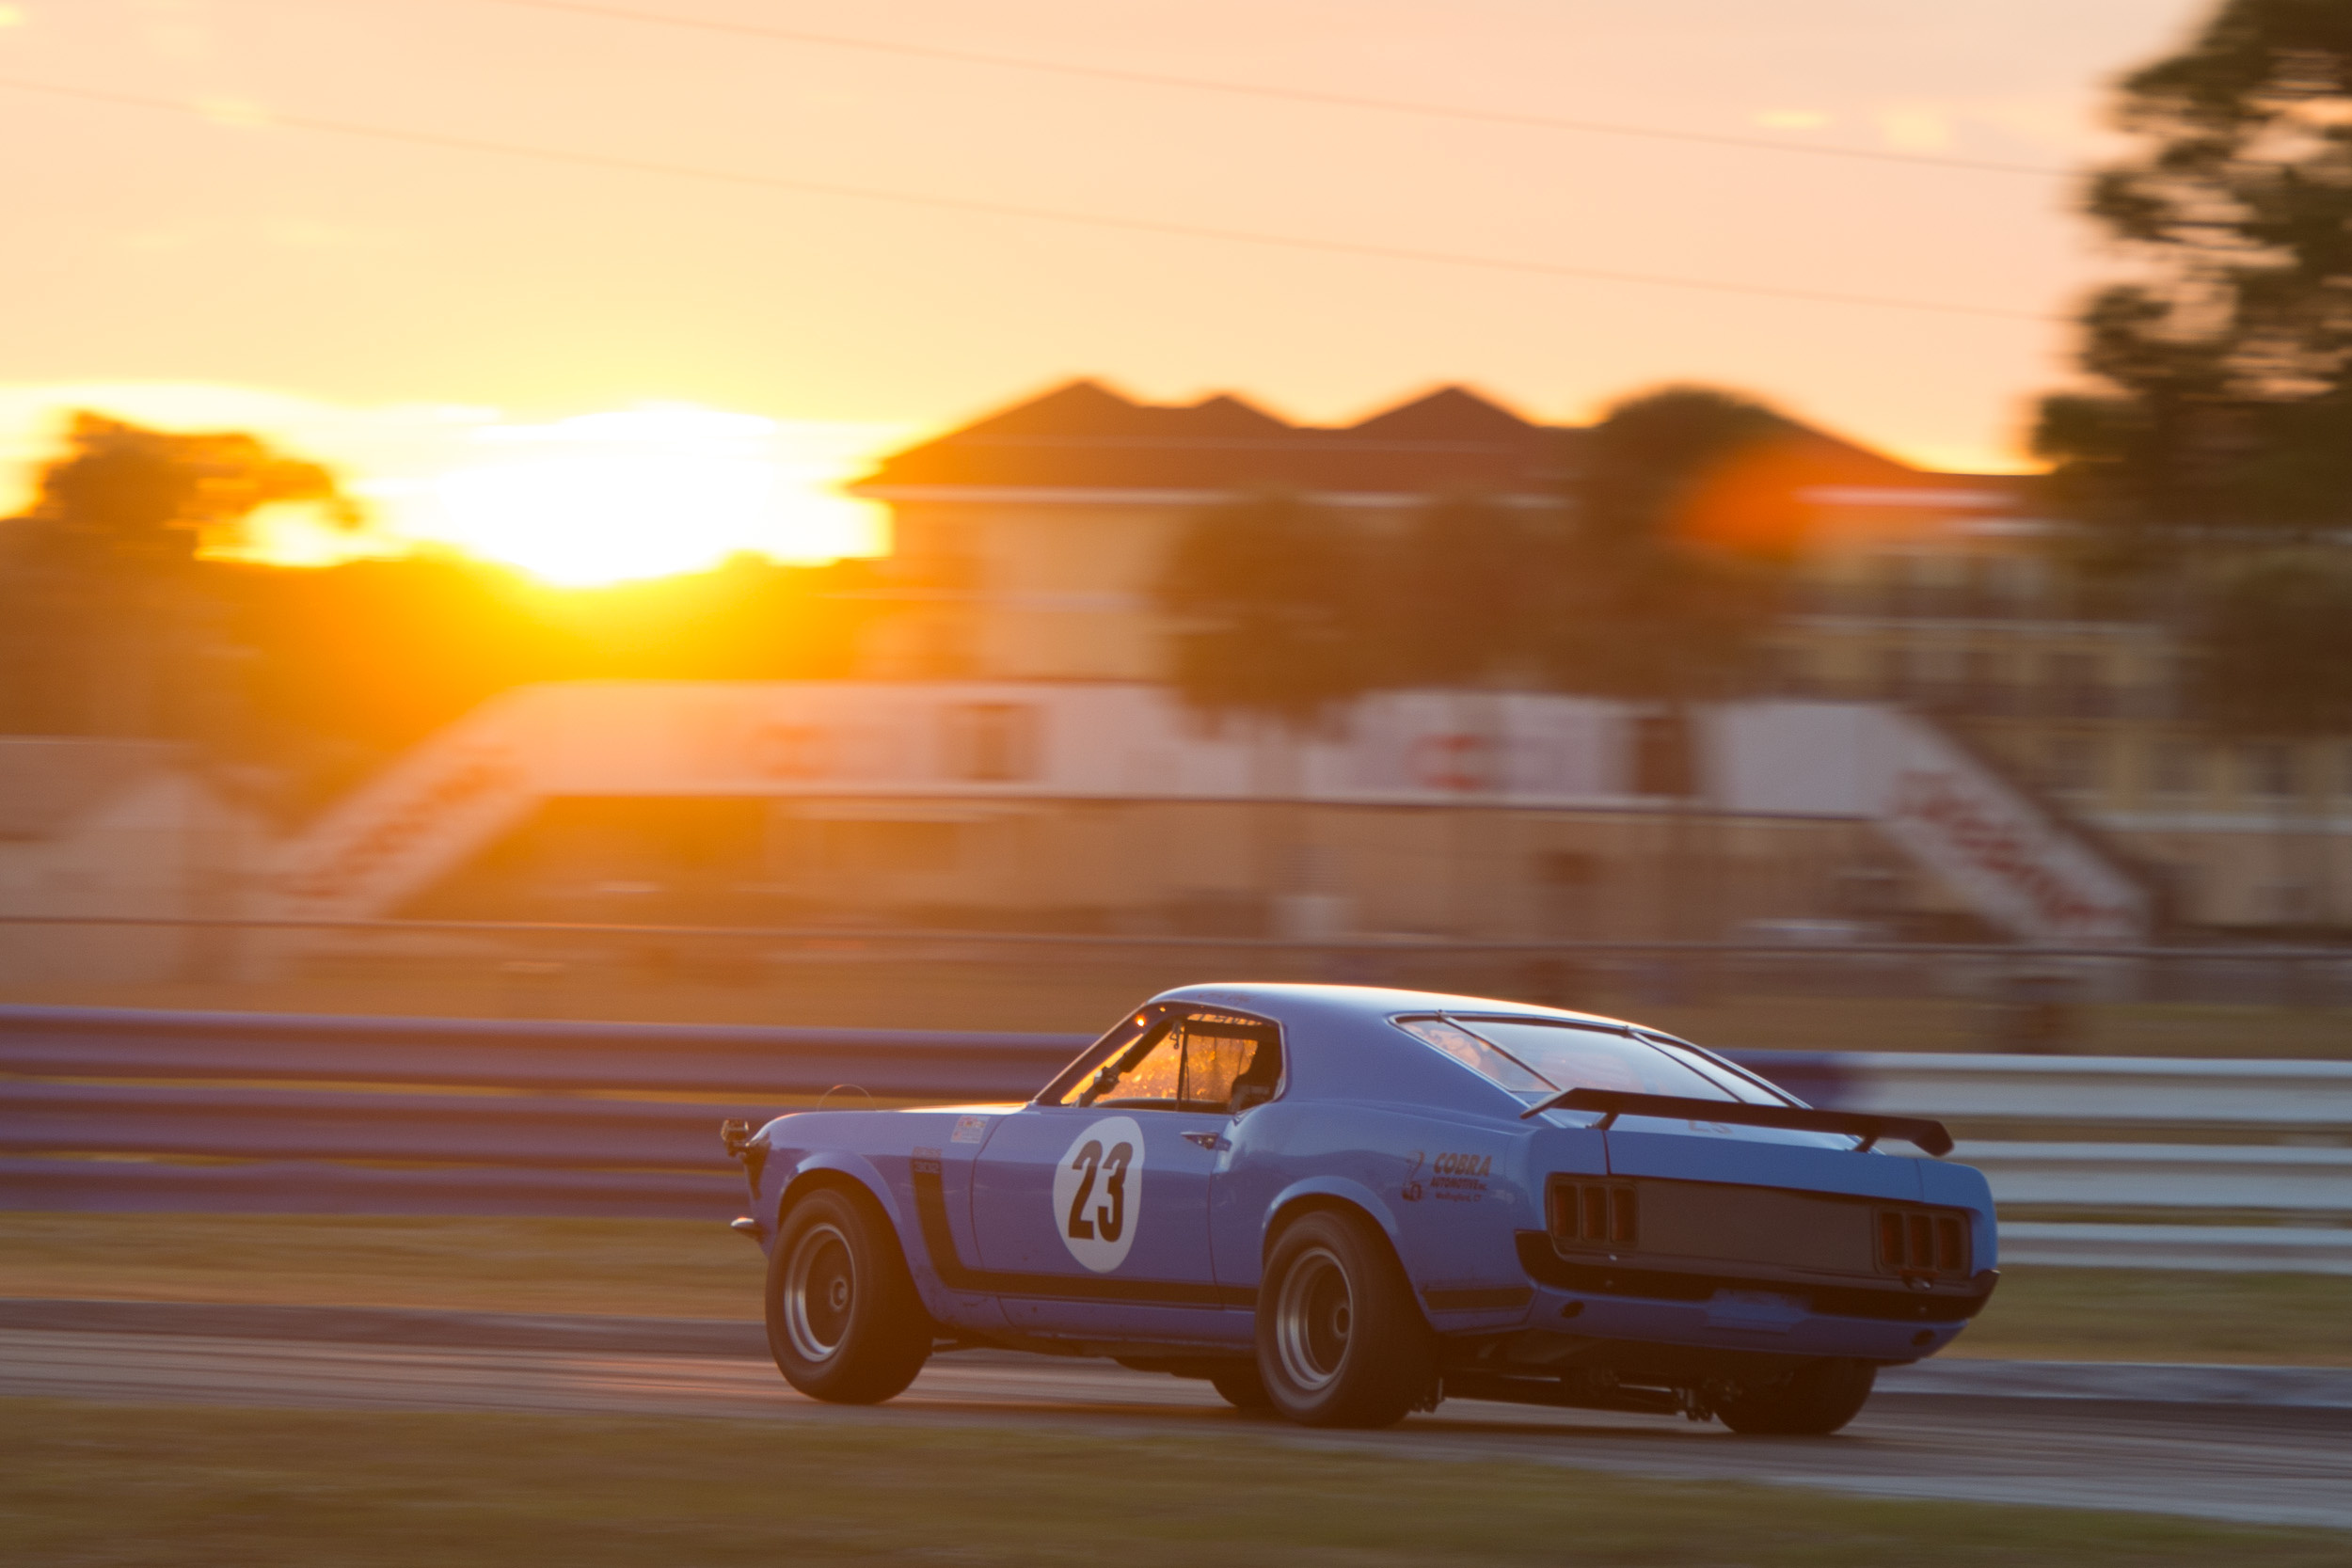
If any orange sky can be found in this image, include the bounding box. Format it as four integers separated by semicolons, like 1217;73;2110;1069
0;0;2210;568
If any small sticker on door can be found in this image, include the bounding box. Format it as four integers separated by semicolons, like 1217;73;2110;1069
1052;1116;1146;1273
950;1116;991;1145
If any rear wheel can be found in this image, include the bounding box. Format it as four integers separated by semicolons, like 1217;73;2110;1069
1715;1359;1875;1435
766;1183;930;1403
1256;1208;1436;1428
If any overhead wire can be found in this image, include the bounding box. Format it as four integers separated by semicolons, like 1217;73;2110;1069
0;76;2058;325
479;0;2071;181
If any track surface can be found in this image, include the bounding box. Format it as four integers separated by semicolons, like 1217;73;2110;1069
8;1327;2350;1530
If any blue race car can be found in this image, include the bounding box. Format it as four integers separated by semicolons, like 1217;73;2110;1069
722;984;1994;1433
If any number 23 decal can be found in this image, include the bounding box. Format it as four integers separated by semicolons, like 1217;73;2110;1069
1065;1137;1133;1242
1053;1116;1145;1272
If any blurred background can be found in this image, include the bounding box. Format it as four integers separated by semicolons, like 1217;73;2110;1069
3;0;2352;1182
2;0;2349;1056
15;0;2352;1276
6;8;2352;1555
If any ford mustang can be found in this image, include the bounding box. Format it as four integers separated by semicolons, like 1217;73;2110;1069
722;983;1994;1433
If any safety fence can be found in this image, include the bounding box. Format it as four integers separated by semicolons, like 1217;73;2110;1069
1;1005;2346;1272
13;914;2352;1030
1812;1052;2352;1275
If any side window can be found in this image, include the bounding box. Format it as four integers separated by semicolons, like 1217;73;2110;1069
1065;1022;1184;1108
1061;1012;1279;1113
1177;1015;1280;1112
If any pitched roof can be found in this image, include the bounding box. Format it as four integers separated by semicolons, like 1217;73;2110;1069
853;380;1572;499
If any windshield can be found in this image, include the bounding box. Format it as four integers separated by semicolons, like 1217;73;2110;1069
1395;1016;1780;1105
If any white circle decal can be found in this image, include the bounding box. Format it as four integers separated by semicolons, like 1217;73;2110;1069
1052;1116;1146;1273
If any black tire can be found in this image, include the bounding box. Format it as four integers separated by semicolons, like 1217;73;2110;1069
1715;1359;1876;1435
1255;1207;1437;1428
1208;1361;1273;1412
765;1183;931;1404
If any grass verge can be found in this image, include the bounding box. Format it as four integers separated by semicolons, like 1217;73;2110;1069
1950;1264;2352;1366
7;1212;2351;1366
8;1399;2347;1567
0;1212;761;1322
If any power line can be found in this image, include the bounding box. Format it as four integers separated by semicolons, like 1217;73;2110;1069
482;0;2071;180
0;76;2060;325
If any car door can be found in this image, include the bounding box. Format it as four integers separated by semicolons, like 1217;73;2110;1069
970;1011;1274;1339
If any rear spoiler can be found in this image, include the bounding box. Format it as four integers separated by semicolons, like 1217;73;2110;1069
1520;1086;1954;1158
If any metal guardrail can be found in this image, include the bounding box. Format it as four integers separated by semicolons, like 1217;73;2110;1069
10;913;2352;1011
1993;1224;2352;1273
0;1004;1081;1100
0;1004;1081;1222
1949;1142;2352;1212
0;1157;736;1221
1832;1053;2352;1127
1;1006;2345;1270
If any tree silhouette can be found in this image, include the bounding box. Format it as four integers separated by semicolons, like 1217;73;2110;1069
2191;550;2352;924
2026;5;2352;926
2195;553;2352;738
1374;494;1559;689
0;413;360;740
2033;1;2352;556
1152;390;1784;722
1542;387;1784;706
1155;492;1372;727
17;413;358;568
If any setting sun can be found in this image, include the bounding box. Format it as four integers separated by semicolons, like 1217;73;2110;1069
406;406;890;586
400;408;884;585
0;385;902;586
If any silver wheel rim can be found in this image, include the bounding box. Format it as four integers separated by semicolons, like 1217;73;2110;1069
1274;1243;1353;1392
784;1219;854;1363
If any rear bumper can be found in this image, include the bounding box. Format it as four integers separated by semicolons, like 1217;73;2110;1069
1513;1228;1996;1361
1516;1230;1994;1322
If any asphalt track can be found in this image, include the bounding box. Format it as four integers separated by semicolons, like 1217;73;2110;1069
8;1322;2351;1532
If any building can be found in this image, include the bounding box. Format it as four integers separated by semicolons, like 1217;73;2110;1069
835;378;2352;931
269;681;2145;948
849;380;1569;681
257;386;2155;944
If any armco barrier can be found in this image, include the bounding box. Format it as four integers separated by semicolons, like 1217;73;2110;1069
0;1004;1083;1101
1996;1223;2352;1274
1;1081;759;1170
1944;1141;2352;1212
0;1005;1088;1222
0;1157;737;1221
1832;1053;2352;1127
2;1006;2347;1269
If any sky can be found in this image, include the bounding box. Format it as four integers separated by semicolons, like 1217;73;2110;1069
0;0;2212;577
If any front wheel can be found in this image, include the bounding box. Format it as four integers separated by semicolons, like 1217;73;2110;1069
1715;1359;1875;1435
765;1183;931;1403
1255;1208;1436;1428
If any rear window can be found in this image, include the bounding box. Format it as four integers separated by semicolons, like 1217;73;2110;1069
1393;1019;1551;1094
1395;1016;1780;1105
